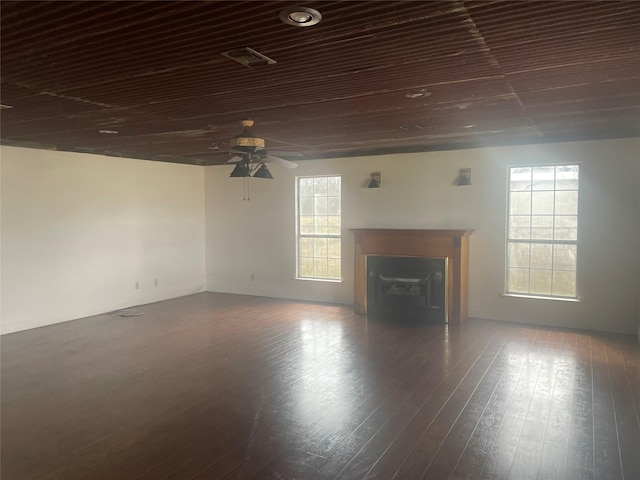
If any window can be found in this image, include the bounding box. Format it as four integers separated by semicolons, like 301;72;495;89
506;164;580;298
296;175;341;280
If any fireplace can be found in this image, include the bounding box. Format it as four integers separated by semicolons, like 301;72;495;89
367;256;446;322
350;229;474;324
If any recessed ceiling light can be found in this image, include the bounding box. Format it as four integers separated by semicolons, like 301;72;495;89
279;6;322;27
404;90;431;99
98;129;118;134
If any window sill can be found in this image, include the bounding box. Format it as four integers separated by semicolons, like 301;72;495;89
295;277;343;283
502;293;581;302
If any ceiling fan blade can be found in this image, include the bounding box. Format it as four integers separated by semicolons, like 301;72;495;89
226;156;244;164
263;154;298;169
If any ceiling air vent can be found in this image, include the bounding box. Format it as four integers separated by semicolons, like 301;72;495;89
221;47;277;68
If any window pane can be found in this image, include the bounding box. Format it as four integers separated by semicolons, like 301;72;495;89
328;197;341;215
299;258;313;277
327;259;341;279
327;238;341;258
327;216;341;235
314;177;328;196
314;238;328;257
314;197;328;215
508;242;530;268
552;270;576;297
532;166;555;190
532;191;554;215
299;237;313;257
554;244;577;270
530;269;552;295
510;192;531;215
300;197;313;215
299;178;314;196
314;258;328;277
509;215;531;240
555;191;578;215
556;165;579;190
530;243;552;269
531;216;553;240
510;167;532;191
314;216;328;234
508;268;529;293
327;176;341;196
300;216;313;234
554;216;577;241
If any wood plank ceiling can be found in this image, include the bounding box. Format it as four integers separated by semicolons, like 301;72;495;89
1;1;639;166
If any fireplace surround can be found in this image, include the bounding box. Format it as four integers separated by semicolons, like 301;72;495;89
351;229;474;324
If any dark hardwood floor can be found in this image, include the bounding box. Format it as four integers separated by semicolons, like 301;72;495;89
2;292;639;480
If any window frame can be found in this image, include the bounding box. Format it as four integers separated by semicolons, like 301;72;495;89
295;174;342;282
505;163;581;300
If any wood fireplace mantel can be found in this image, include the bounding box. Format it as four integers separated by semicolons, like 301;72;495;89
350;229;474;324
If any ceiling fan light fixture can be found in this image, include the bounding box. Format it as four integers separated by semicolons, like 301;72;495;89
252;163;274;179
230;162;250;177
280;6;322;27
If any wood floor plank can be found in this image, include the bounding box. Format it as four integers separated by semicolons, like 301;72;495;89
620;338;640;429
476;329;552;480
565;331;596;480
605;338;640;480
415;337;511;479
506;331;574;480
336;331;497;479
450;326;539;479
591;336;624;480
388;335;505;480
308;322;494;479
535;332;576;480
1;293;639;480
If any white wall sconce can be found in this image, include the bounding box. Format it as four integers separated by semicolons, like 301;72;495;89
456;168;471;186
368;172;381;188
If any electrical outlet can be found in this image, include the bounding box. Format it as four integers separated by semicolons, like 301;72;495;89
135;282;140;290
154;278;159;287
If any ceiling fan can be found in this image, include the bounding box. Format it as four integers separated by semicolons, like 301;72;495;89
225;120;299;179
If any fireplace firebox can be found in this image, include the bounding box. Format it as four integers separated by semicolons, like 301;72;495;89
367;256;446;322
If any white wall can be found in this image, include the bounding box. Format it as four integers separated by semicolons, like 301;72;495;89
206;138;640;335
1;146;206;334
3;139;637;336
